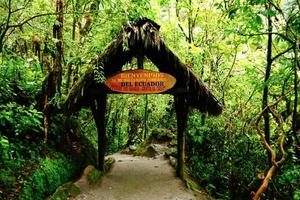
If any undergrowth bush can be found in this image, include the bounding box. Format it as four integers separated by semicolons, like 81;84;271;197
0;103;43;138
186;114;267;199
186;112;300;200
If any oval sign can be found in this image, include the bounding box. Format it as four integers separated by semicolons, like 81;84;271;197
105;69;176;94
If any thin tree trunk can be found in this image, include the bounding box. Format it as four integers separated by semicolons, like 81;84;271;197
188;0;193;44
0;40;3;53
262;4;273;148
0;0;12;53
65;62;72;93
43;95;49;145
52;0;64;95
42;0;64;145
292;45;299;144
64;0;77;94
72;0;77;41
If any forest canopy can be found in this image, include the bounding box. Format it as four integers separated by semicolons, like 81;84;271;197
0;0;299;200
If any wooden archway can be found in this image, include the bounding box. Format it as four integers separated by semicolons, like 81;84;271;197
64;18;222;179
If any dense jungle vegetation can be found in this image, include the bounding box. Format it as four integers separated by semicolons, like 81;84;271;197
0;0;299;199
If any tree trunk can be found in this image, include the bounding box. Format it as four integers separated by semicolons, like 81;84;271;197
187;0;193;44
65;0;77;93
52;0;64;95
262;4;272;153
91;95;107;172
292;45;300;145
0;0;12;54
175;95;189;179
72;0;77;41
65;62;72;94
40;0;64;145
0;39;3;53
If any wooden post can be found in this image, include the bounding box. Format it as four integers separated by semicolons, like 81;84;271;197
91;94;107;172
174;95;188;179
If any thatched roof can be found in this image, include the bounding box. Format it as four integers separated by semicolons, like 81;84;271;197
65;18;222;116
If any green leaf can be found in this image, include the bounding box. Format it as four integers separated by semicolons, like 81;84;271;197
255;14;262;25
260;9;277;17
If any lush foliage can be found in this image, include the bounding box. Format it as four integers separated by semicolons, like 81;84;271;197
0;0;299;199
20;152;77;200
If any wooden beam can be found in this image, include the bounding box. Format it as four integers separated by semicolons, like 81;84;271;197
91;94;107;171
174;95;189;179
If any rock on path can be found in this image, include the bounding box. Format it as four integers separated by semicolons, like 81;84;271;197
73;153;210;200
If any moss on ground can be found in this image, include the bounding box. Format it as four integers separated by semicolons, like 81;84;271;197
18;144;96;200
87;169;102;186
47;182;80;200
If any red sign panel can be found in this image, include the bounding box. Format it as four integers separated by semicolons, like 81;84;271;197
105;69;176;94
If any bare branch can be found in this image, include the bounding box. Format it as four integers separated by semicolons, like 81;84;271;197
277;130;285;164
175;0;189;41
286;10;300;27
297;0;300;10
252;166;277;200
8;12;61;28
239;32;294;44
177;23;189;41
6;0;11;27
268;108;285;164
255;107;276;160
267;0;299;41
253;107;285;200
192;7;200;30
252;85;298;200
295;45;300;71
267;0;286;21
221;45;237;105
11;0;30;13
271;46;294;62
8;10;106;28
0;0;12;51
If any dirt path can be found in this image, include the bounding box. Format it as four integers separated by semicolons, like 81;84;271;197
74;153;211;200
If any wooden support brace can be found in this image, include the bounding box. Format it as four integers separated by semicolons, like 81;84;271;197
174;95;189;179
91;94;107;172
